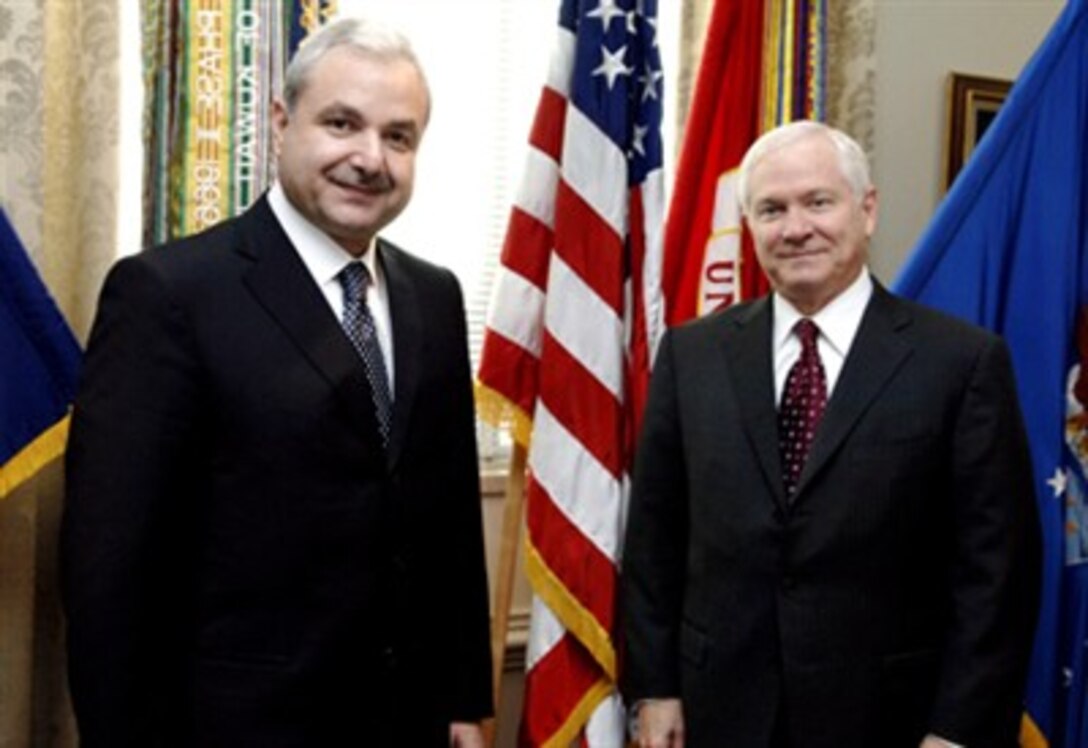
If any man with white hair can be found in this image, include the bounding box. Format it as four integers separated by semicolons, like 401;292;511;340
63;17;491;746
622;121;1040;747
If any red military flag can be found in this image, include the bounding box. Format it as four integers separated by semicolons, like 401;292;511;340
663;0;827;325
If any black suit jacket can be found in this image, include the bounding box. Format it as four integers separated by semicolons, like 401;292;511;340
62;197;493;747
622;283;1040;748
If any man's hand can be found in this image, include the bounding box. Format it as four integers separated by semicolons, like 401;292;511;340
637;698;685;748
449;721;485;748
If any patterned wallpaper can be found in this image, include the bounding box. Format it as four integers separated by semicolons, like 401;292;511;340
0;1;45;254
40;0;121;338
827;0;876;156
0;0;119;339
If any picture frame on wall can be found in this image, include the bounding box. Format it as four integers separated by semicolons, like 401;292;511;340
944;72;1012;192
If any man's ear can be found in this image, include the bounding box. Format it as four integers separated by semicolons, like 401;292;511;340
862;186;879;238
270;98;289;157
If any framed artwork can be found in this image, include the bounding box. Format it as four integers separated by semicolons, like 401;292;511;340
944;72;1012;191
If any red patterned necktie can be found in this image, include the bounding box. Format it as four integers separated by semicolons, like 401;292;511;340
778;319;827;498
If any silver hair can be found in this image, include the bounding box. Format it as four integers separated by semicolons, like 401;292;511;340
282;16;430;119
737;121;872;215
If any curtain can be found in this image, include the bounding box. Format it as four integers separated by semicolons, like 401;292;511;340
826;0;876;153
0;0;120;745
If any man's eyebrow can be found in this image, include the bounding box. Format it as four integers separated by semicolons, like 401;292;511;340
316;102;361;118
386;119;421;133
313;104;420;135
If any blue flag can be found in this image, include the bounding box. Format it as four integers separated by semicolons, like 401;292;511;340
0;207;81;498
893;1;1088;744
286;0;338;56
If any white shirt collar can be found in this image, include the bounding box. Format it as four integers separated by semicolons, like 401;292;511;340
267;182;381;286
773;269;873;358
266;182;395;389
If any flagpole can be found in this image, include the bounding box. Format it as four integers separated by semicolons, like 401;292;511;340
488;440;528;744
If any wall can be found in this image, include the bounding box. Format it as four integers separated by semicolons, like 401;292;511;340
871;0;1062;284
479;471;531;746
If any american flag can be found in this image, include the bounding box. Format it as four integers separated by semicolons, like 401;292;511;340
475;0;665;744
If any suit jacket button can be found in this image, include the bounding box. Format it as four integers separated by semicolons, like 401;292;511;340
781;575;796;591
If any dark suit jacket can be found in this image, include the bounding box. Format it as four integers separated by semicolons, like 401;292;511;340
622;283;1040;748
61;197;493;747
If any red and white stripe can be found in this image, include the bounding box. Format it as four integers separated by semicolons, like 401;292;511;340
478;16;664;746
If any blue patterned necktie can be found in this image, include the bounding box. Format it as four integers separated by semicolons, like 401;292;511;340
339;262;393;446
778;318;828;498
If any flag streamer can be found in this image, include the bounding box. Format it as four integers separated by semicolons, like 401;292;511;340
143;0;336;244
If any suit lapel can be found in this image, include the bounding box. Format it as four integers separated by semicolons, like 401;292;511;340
793;284;914;499
378;240;423;470
237;198;385;456
722;298;787;507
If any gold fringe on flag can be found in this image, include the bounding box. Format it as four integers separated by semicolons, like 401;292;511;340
0;418;70;500
474;382;534;451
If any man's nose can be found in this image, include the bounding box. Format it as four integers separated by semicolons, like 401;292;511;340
781;207;812;242
348;130;384;171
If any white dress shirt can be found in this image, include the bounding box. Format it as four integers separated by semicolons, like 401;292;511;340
267;182;395;391
772;268;873;406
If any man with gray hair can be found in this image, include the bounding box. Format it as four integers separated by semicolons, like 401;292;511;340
622;121;1040;747
62;16;491;746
